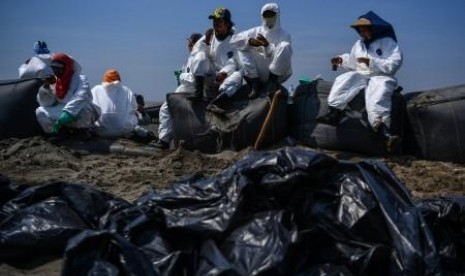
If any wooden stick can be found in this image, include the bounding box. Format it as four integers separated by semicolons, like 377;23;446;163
254;90;282;150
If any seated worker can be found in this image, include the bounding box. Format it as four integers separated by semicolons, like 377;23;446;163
151;33;203;149
91;69;154;142
18;40;54;79
191;7;243;108
35;53;101;139
135;94;152;126
317;11;403;149
230;3;292;98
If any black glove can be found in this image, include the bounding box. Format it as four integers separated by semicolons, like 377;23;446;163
204;28;214;45
256;34;269;47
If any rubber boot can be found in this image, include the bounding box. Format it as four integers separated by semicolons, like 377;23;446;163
207;92;227;114
381;123;400;153
194;76;205;99
316;106;344;126
265;73;279;96
245;77;262;99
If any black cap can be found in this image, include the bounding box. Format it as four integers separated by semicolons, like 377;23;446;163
187;33;202;44
208;7;231;21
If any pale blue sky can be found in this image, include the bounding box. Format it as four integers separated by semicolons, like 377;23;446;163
1;0;465;101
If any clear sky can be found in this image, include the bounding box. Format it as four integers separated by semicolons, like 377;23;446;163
1;0;465;101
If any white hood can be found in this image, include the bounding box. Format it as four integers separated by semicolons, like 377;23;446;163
261;3;281;32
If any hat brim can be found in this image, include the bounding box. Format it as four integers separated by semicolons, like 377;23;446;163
351;18;371;28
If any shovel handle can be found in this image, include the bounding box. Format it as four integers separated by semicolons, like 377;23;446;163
254;90;282;150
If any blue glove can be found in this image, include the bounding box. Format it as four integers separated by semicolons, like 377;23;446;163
52;111;75;134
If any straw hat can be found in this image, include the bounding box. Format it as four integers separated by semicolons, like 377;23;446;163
351;17;371;28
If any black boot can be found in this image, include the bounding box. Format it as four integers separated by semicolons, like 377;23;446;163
193;76;205;99
207;92;227;114
265;73;279;96
380;123;400;153
316;106;344;126
245;77;262;99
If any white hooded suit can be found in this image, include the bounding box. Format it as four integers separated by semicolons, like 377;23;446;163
91;82;140;137
230;3;292;83
35;59;100;134
328;30;403;129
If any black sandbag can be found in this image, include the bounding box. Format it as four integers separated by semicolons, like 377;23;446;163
289;79;405;156
168;85;288;153
0;78;44;138
405;84;465;163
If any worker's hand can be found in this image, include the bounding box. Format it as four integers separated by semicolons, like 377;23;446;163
204;28;214;45
52;111;75;134
256;34;269;47
216;72;227;84
43;75;56;85
331;57;343;66
174;69;182;77
357;57;370;66
248;38;263;47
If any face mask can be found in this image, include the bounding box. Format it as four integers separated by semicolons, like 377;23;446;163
103;81;120;91
263;16;277;28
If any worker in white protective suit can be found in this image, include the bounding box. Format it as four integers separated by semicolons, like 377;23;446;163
35;53;101;140
190;7;243;112
91;69;154;142
18;41;54;79
230;3;292;98
150;33;203;149
317;11;403;151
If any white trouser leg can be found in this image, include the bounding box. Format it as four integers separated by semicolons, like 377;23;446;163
157;101;172;143
269;41;292;82
365;75;397;128
328;71;368;109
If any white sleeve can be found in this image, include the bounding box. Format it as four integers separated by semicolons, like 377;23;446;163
230;27;259;50
63;75;92;117
369;38;403;75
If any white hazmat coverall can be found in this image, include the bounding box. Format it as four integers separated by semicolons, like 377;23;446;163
157;46;201;143
35;61;100;133
18;54;53;79
230;3;292;83
191;33;243;97
91;81;139;137
328;36;402;129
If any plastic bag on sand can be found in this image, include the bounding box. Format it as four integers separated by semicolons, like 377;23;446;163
1;147;464;275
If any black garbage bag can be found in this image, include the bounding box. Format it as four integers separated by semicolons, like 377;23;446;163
416;197;465;274
2;148;464;275
61;230;157;276
0;182;130;261
103;204;192;275
135;169;250;238
196;210;297;275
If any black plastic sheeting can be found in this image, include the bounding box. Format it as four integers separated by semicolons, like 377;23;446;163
0;78;44;138
1;147;465;275
288;80;405;156
404;84;465;163
168;85;288;153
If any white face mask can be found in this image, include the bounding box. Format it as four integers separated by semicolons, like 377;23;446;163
103;81;120;91
263;16;277;28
